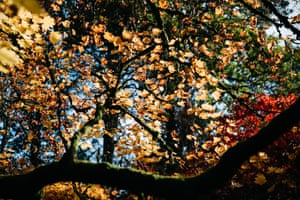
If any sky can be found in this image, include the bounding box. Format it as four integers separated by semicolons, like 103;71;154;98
266;1;300;44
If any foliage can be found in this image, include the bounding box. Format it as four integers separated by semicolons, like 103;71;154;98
217;93;300;198
0;0;299;199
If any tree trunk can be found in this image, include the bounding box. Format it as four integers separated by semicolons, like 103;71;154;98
102;113;118;163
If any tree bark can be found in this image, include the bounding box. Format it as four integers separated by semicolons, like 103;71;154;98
102;113;118;163
0;98;299;199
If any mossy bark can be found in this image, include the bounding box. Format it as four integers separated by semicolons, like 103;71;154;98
0;99;299;199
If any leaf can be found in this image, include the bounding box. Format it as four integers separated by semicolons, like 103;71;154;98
104;32;115;43
0;47;22;68
211;90;221;101
49;31;62;44
41;16;55;31
214;144;225;156
12;0;46;14
245;0;261;9
201;141;213;151
199;44;215;58
201;103;215;112
0;65;9;74
267;166;284;174
215;7;224;16
254;173;267;185
291;13;300;24
122;30;133;40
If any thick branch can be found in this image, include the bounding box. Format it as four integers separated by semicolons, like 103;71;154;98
0;98;299;199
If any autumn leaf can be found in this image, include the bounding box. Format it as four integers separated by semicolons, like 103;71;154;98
291;13;300;24
245;0;261;9
1;0;300;198
254;173;267;185
49;31;62;44
215;7;224;16
211;90;222;101
199;44;215;58
12;0;46;14
201;103;215;112
41;16;55;31
152;28;162;36
0;48;22;71
0;65;9;74
122;30;133;40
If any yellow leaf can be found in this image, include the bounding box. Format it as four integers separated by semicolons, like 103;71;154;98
104;32;115;43
186;134;194;140
249;155;258;163
245;0;261;9
168;64;176;73
201;103;214;112
186;153;197;160
212;90;221;101
152;28;162;36
0;65;9;74
184;52;194;58
199;44;215;58
49;31;62;44
201;141;213;151
214;144;226;156
91;24;106;33
13;0;46;14
162;103;172;110
254;173;267;185
41;16;55;31
291;126;298;133
0;47;22;67
122;30;133;40
215;7;224;16
158;0;169;9
267;166;284;174
177;100;186;107
154;38;162;44
142;37;151;44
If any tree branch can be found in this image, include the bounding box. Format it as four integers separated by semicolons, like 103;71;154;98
238;0;282;27
0;98;299;199
260;0;300;38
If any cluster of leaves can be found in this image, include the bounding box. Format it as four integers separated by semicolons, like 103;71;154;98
0;0;299;199
0;0;70;174
42;182;111;200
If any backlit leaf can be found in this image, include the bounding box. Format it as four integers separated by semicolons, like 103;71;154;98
0;47;22;67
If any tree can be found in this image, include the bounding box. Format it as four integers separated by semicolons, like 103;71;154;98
0;0;299;199
217;93;300;198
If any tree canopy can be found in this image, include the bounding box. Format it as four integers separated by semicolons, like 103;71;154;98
0;0;299;199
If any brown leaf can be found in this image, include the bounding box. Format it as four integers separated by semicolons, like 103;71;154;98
291;14;300;24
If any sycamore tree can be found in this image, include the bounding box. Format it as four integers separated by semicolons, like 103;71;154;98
0;0;299;199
